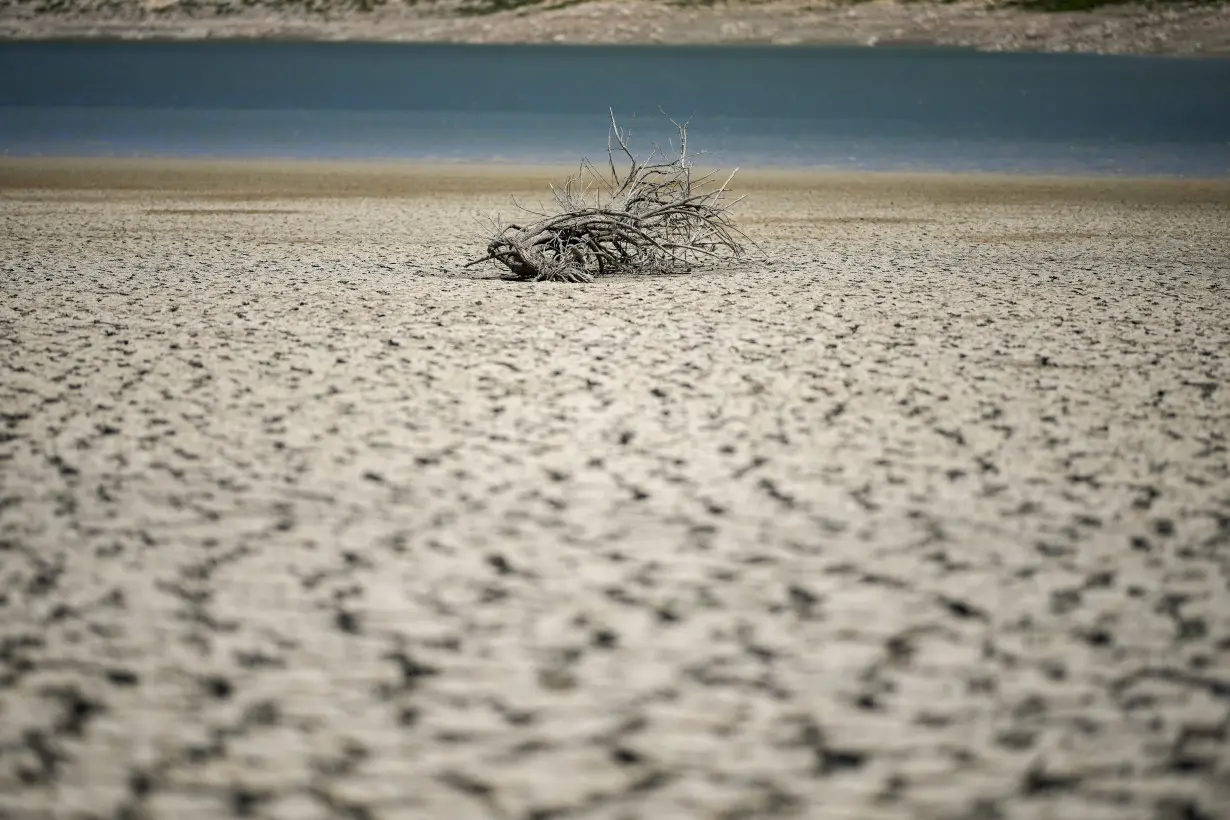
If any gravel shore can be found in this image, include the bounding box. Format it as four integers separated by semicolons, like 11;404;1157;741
1;158;1229;819
2;0;1230;56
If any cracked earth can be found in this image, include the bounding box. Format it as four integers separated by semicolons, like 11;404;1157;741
1;160;1228;820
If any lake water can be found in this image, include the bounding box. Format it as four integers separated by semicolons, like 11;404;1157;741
2;42;1228;176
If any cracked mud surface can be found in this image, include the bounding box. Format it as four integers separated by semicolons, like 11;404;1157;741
1;159;1229;819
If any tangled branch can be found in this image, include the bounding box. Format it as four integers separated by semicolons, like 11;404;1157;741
467;110;753;283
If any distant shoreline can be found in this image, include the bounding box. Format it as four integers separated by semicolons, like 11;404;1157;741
6;156;1230;194
2;1;1229;57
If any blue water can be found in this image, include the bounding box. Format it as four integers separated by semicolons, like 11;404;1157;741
2;42;1228;176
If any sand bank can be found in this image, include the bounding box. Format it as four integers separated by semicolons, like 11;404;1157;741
1;158;1228;819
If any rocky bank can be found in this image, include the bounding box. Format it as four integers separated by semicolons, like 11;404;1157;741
1;0;1229;56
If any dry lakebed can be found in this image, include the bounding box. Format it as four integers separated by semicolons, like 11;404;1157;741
1;158;1229;819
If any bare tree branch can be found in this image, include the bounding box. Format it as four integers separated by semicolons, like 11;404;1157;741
467;112;756;283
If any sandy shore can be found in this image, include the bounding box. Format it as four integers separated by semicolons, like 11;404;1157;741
2;158;1229;819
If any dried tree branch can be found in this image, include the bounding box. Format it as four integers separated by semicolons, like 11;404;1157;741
467;110;755;283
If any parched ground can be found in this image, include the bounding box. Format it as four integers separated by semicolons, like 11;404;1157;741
1;0;1229;55
1;159;1229;820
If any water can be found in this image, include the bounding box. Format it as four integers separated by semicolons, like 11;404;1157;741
2;42;1228;176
